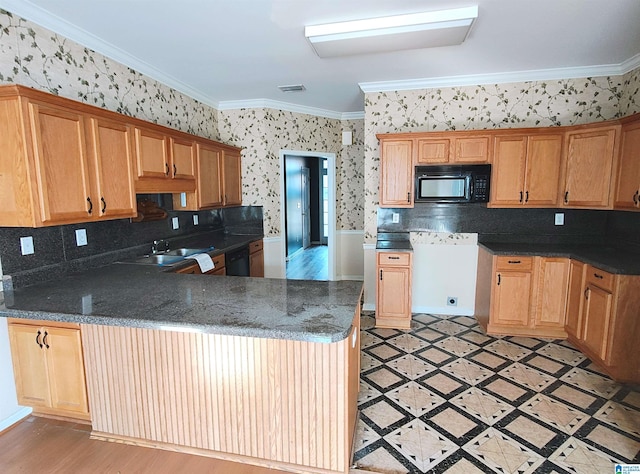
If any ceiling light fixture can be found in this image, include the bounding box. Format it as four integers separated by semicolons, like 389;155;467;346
305;6;478;58
278;84;306;92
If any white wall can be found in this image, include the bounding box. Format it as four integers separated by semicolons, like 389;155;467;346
0;257;31;432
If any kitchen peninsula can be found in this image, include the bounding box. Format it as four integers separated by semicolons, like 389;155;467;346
1;265;363;474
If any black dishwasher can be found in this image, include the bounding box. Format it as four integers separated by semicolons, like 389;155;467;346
225;246;250;276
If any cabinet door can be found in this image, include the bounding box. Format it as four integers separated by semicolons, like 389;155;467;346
379;139;414;207
454;136;490;163
29;102;93;224
565;260;586;339
525;134;563;206
197;143;223;208
491;271;532;327
45;326;89;415
582;284;613;360
377;266;411;319
8;324;50;408
222;149;242;206
134;127;169;179
250;249;265;277
562;127;617;208
416;138;450;163
534;258;569;328
614;120;640;210
88;117;136;219
491;136;527;206
170;137;196;180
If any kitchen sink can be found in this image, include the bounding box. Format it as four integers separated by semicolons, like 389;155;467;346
164;247;211;257
127;247;215;266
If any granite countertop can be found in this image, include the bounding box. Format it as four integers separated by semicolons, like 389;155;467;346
0;264;363;343
376;232;414;252
479;241;640;275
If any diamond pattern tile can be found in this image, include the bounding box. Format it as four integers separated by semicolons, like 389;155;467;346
352;313;640;474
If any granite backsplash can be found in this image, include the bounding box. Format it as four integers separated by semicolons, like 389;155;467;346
0;199;263;289
377;204;640;249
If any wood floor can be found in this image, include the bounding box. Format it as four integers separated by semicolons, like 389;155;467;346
286;244;327;280
0;416;288;473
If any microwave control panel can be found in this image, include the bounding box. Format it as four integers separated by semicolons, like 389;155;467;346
473;176;489;201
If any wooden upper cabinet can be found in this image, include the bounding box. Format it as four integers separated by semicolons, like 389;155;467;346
198;143;223;208
614;118;640;210
29;102;94;224
490;133;562;207
134;127;169;179
87;117;136;220
416;134;490;164
561;125;619;208
379;138;414;207
222;149;242;206
169;136;196;180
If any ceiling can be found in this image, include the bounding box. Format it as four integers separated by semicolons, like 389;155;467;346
2;0;640;117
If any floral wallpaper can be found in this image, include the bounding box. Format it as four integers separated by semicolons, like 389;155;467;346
364;71;640;243
0;9;219;140
218;108;365;236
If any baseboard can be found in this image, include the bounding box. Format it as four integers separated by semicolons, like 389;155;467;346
412;305;474;316
0;407;32;434
362;303;375;312
340;275;364;281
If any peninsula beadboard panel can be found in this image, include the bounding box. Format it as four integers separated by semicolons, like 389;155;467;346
81;321;360;474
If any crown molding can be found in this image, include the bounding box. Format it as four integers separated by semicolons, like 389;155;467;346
0;0;222;109
218;99;364;120
359;58;640;93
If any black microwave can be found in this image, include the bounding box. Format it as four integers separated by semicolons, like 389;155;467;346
414;164;491;203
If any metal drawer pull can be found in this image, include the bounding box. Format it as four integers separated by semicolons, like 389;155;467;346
508;260;521;264
593;273;604;279
388;256;400;260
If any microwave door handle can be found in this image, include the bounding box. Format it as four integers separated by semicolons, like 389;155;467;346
468;177;474;200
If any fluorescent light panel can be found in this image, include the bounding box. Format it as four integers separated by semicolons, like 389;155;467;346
305;6;478;58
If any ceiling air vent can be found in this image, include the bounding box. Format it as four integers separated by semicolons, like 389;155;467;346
278;84;306;92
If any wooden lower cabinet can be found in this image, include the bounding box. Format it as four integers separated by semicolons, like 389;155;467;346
376;251;412;329
173;254;225;275
249;239;264;277
566;265;640;383
8;319;90;422
480;254;569;338
565;260;586;339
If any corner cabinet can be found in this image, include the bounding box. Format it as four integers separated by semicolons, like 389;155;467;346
490;133;563;207
560;124;619;208
0;89;137;227
378;138;414;208
614;116;640;210
222;149;242;206
376;251;412;329
8;319;90;422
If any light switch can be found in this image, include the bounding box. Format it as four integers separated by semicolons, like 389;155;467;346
555;213;565;226
75;228;88;246
172;217;179;230
20;236;34;255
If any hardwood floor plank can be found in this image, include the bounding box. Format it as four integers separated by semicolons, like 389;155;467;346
286;245;328;280
0;416;289;473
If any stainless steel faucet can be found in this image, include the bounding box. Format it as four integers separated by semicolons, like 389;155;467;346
151;239;170;254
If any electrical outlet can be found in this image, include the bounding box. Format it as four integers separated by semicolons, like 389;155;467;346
75;228;88;246
555;213;565;226
180;192;187;208
193;215;199;226
20;236;34;255
392;212;400;224
447;296;458;307
172;217;179;230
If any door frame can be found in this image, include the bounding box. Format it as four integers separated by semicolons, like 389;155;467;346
279;150;336;281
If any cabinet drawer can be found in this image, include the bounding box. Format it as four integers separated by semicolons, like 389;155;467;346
7;318;80;330
249;240;263;253
495;256;533;271
585;266;615;292
377;252;411;266
211;253;225;269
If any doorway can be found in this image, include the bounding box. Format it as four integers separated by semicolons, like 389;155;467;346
280;151;336;281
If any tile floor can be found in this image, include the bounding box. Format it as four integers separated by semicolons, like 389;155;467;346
352;312;640;474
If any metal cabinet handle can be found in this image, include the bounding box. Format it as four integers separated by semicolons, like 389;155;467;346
519;191;523;203
508;260;521;264
86;197;93;214
165;163;170;176
564;191;569;204
497;274;501;285
43;331;49;349
584;287;590;300
173;164;177;177
101;197;107;213
379;270;383;281
525;191;529;203
633;190;638;205
593;273;604;279
36;330;43;349
407;192;411;203
388;256;400;260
